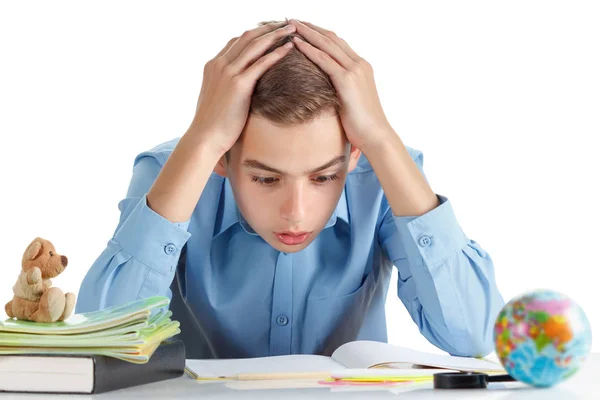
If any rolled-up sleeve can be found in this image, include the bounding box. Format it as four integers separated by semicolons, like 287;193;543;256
379;149;505;357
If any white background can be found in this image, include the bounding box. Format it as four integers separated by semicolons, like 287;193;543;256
1;1;598;354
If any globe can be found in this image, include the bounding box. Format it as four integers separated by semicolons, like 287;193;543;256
493;289;592;387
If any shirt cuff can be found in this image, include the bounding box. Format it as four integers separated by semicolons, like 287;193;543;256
113;193;192;274
393;194;469;267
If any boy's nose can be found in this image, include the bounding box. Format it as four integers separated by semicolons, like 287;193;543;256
281;188;306;223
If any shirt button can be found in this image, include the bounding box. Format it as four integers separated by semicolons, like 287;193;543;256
418;235;432;247
164;243;177;255
276;314;289;326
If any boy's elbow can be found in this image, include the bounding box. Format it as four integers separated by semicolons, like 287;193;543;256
459;286;506;357
74;289;96;314
461;313;498;358
420;314;494;358
465;332;495;358
444;332;495;358
439;314;497;358
74;273;104;314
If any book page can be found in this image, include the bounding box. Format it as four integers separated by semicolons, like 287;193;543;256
331;340;505;372
186;354;345;379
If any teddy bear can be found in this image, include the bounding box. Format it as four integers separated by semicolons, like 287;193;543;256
4;237;76;323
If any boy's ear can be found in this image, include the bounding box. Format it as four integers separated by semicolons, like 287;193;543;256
347;145;362;173
213;154;228;177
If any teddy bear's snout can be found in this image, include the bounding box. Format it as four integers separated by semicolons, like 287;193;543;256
61;255;68;267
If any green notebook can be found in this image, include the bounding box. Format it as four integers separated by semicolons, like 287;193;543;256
0;296;179;363
0;296;169;334
0;317;179;347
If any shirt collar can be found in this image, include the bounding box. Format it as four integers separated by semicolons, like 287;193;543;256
324;186;350;229
215;178;350;237
216;178;255;236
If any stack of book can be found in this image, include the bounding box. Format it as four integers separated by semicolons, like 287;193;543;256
0;296;186;394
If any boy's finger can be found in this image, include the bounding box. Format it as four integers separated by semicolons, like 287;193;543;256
292;36;345;81
223;21;289;62
214;36;239;59
288;20;354;70
242;41;294;83
229;24;296;74
298;20;361;63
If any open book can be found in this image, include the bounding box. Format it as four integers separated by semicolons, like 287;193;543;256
186;340;505;380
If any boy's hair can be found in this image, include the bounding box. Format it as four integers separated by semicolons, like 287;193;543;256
225;19;341;162
249;19;341;125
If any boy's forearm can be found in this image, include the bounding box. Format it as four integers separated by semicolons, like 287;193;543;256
362;130;439;217
147;129;222;223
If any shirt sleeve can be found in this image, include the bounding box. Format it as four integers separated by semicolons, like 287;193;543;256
378;149;505;357
75;153;192;313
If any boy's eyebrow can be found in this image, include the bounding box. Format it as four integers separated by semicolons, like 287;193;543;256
243;155;346;175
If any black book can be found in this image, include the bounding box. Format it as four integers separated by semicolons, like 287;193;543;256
0;339;185;394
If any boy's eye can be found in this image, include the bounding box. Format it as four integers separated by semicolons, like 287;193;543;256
251;176;279;186
313;174;339;184
251;174;340;186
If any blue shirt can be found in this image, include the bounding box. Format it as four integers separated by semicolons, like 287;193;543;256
75;137;505;359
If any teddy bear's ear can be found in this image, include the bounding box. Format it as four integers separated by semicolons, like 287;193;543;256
25;240;43;260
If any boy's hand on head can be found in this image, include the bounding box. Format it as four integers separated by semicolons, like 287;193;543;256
288;20;395;153
189;21;296;157
145;22;298;222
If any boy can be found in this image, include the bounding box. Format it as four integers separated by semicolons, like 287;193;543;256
76;19;505;359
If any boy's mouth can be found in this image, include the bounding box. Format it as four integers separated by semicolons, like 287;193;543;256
274;231;312;246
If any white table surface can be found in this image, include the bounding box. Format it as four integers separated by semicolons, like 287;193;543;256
1;353;598;399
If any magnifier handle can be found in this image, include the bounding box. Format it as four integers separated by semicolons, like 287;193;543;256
487;374;516;382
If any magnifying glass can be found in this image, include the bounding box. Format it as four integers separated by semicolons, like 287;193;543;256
434;372;516;389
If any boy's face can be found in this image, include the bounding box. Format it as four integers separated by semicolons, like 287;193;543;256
215;113;361;253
